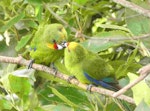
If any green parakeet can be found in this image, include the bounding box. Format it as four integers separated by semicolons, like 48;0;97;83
29;23;67;66
63;42;120;90
63;42;131;111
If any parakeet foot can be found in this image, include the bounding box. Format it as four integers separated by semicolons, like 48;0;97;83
51;63;58;76
67;76;76;83
53;67;58;76
28;59;35;69
87;84;95;92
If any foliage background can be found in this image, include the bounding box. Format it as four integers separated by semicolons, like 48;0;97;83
0;0;150;111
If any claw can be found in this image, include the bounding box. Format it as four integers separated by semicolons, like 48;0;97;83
53;67;57;76
67;76;76;83
87;84;95;92
51;63;58;76
28;59;35;69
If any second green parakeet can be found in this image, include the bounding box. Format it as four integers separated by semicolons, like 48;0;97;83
63;42;120;90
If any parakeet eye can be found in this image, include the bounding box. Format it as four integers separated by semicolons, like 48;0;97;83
52;39;56;43
58;27;63;32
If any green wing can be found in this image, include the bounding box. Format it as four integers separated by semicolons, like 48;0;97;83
82;52;115;80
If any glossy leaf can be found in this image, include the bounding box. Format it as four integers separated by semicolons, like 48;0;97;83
38;85;90;110
81;30;131;53
42;104;73;111
134;100;150;111
0;12;25;32
15;34;32;51
145;74;150;88
125;0;150;48
0;96;12;110
128;73;150;105
8;69;35;97
96;24;132;34
50;86;78;107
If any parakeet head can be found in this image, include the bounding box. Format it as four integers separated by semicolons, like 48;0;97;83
45;24;67;43
63;42;88;61
44;23;67;50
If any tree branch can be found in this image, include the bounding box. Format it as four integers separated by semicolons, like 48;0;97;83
113;73;149;97
0;55;135;104
112;0;150;18
137;64;150;75
113;64;150;97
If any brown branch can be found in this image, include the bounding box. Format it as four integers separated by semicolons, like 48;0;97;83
0;55;135;104
112;0;150;18
113;64;150;97
113;73;149;97
137;64;150;75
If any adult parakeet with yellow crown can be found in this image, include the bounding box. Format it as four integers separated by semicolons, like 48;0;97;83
29;23;67;67
63;42;120;90
62;42;131;111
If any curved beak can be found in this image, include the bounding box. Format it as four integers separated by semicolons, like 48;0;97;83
60;41;69;48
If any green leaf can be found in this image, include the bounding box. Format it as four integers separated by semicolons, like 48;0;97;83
0;96;12;110
0;64;17;90
49;86;78;107
96;24;133;34
8;69;35;97
0;12;25;32
25;20;38;29
42;104;73;111
35;4;43;22
81;40;115;53
73;0;88;5
15;34;32;51
72;0;88;11
38;85;90;110
125;0;150;48
34;107;46;111
125;0;150;36
114;48;141;79
145;74;150;88
9;75;31;96
109;60;141;79
134;100;150;111
36;71;69;85
128;73;150;105
27;0;42;5
81;30;131;53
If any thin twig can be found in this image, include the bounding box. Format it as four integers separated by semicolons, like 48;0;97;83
137;64;150;75
113;73;149;97
113;64;150;97
112;0;150;18
0;55;135;104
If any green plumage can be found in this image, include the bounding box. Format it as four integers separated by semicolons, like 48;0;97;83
30;23;67;65
64;42;115;84
64;42;131;111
